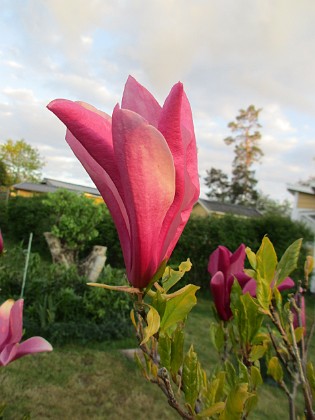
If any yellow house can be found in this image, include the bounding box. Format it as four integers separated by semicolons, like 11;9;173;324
12;178;104;204
288;181;315;292
192;198;261;218
287;182;315;233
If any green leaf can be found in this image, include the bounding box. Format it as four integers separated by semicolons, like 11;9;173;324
170;326;185;377
306;361;315;399
249;345;267;362
220;383;250;420
267;357;283;383
244;394;259;416
225;360;237;391
275;239;302;285
160;284;199;333
256;272;271;314
162;259;192;292
210;322;225;352
141;305;160;345
294;326;304;343
158;334;171;370
256;236;277;284
197;402;225;418
245;246;257;269
238;360;249;383
241;293;264;343
151;291;167;319
250;366;263;389
182;345;199;409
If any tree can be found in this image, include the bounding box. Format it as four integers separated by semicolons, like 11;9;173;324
0;139;45;185
0;160;9;186
204;167;230;202
224;105;263;205
256;193;292;217
43;189;106;263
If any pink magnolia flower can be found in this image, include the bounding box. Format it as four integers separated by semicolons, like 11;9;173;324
208;244;252;321
47;76;199;288
242;277;295;296
0;231;3;254
0;299;52;366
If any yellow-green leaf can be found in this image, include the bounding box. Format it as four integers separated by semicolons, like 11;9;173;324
141;305;160;345
275;239;302;285
249;345;267;362
219;383;250;420
162;259;192;292
158;334;171;370
267;357;283;383
246;247;257;269
197;402;225;418
294;326;304;343
160;284;199;332
256;236;277;284
182;345;199;409
306;361;315;399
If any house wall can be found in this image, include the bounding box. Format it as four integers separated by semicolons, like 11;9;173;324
192;203;208;217
297;192;315;209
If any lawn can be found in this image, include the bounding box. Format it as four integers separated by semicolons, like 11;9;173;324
1;296;314;419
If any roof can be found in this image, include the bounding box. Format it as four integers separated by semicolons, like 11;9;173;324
287;182;315;195
13;178;101;197
197;198;262;218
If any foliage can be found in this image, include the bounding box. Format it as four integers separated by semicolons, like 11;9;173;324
205;106;263;206
255;194;292;217
204;168;230;202
43;189;106;259
172;214;311;288
0;139;45;185
224;105;263;206
7;195;51;250
123;238;314;419
0;245;132;344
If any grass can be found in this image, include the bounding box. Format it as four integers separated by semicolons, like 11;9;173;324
0;295;314;419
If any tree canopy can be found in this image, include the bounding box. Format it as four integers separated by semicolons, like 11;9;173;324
0;139;45;185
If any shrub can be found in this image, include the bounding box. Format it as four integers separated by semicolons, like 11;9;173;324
171;214;312;290
0;245;132;344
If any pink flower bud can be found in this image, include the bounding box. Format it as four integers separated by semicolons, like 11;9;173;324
48;76;199;288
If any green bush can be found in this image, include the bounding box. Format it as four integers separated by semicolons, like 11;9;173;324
171;214;312;290
0;246;132;344
7;195;51;251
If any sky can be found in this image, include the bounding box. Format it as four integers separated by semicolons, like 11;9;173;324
0;0;314;202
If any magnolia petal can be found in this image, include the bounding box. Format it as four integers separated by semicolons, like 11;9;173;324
47;100;123;194
278;277;295;292
121;76;162;128
235;272;253;288
112;107;175;287
208;246;231;278
8;299;23;345
0;299;14;350
210;271;232;321
65;130;131;271
229;244;247;277
242;279;257;297
158;83;200;260
0;343;16;366
5;337;53;365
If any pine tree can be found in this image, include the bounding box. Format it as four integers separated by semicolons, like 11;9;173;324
204;167;230;202
224;105;263;205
